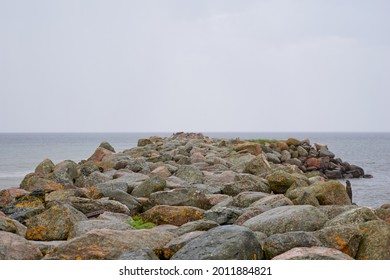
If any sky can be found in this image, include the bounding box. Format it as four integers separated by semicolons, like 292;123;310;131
0;0;389;133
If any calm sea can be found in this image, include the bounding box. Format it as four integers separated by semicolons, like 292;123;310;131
0;132;389;208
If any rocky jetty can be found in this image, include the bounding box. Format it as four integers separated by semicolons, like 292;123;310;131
0;132;388;260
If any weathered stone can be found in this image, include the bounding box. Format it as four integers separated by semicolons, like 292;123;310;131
233;143;262;155
0;231;43;260
0;215;27;236
93;172;149;197
150;188;211;209
266;170;309;194
48;160;79;186
319;147;335;158
34;159;55;176
20;175;64;192
150;166;171;178
249;194;293;209
0;188;29;208
99;141;115;153
68;219;133;239
44;229;176;260
314;225;363;258
305;180;351;205
162;231;205;259
119;248;159;260
29;240;67;256
171;220;219;236
234;207;270;226
306;157;321;169
176;165;204;184
203;170;236;186
266;153;281;164
97;211;133;223
292;191;320;207
243;205;327;236
26;203;87;241
45;189;88;203
286;138;302;146
131;176;166;197
280;150;291;162
67;197;131;215
88;147;114;162
325;207;380;227
356;221;390;260
263;231;322;259
76;171;110;188
318;205;359;220
324;169;343;179
243;154;271;176
103;190;142;215
204;207;243;225
272;246;353;260
206;194;231;206
137;138;153;147
297;146;308;157
222;174;270;196
141;205;205;226
232;192;270;208
171;225;263;260
188;184;221;194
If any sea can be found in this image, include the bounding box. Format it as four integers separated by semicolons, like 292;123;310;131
0;132;389;208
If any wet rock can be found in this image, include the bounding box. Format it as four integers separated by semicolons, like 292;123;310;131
26;203;87;241
272;246;353;260
44;228;176;260
171;225;263;260
263;231;322;259
356;220;390;260
141;205;205;226
243;205;327;236
176;165;204;184
0;231;43;260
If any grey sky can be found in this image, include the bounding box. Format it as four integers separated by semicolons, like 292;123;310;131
1;0;389;132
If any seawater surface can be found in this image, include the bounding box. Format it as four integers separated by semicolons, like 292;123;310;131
0;132;389;208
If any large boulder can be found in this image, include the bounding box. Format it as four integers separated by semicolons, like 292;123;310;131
44;228;176;260
88;147;114;162
204;207;243;225
171;225;263;260
102;190;142;216
314;225;363;258
222;174;270;196
272;247;353;260
34;159;55;176
0;188;29;209
356;221;390;260
232;192;270;208
131;176;166;198
162;231;205;259
262;231;322;259
20;174;64;192
68;219;134;239
325;207;380;227
171;220;219;236
175;165;204;184
141;205;205;226
249;194;293;209
305;181;352;205
93;172;149;197
233;142;262;155
150;188;211;209
67;197;131;215
48;160;79;186
0;215;27;236
0;231;43;260
25;203;87;241
243;205;327;236
243;155;271;176
266;170;309;194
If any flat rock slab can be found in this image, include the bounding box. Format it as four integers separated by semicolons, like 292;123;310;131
171;225;263;260
243;205;328;236
272;246;353;260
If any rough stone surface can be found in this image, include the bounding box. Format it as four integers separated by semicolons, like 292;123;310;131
171;220;219;236
305;181;352;205
0;231;43;260
176;165;204;184
131;176;166;198
272;246;353;260
68;219;134;239
249;194;293;209
325;207;380;227
171;225;263;260
141;205;205;226
356;221;390;260
243;155;271;176
243;205;328;236
119;248;159;260
150;188;211;209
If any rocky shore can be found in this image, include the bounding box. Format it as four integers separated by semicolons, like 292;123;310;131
0;132;389;260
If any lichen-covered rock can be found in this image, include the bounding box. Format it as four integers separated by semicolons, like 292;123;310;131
272;246;353;260
222;174;270;196
48;160;79;186
356;220;390;260
67;197;131;215
162;231;205;259
150;188;211;209
26;203;87;241
20;174;64;192
175;165;204;184
0;215;27;236
243;205;327;236
171;225;263;260
266;170;309;194
243;155;271;176
34;159;55;176
45;189;88;203
325;207;380;227
314;225;363;258
249;194;293;209
131;176;166;197
141;205;205;226
0;231;43;260
68;219;134;239
99;141;116;153
232;192;270;208
0;188;29;208
263;231;322;259
305;180;352;205
44;228;176;260
233;142;262;156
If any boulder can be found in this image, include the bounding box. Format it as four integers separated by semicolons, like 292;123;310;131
243;155;271;176
48;160;79;186
318;205;358;220
266;153;281;164
171;225;263;260
280;150;291;162
233;143;262;156
93;172;149;196
325;207;380;227
222;174;270;196
137;138;153;147
45;189;88;203
234;207;270;226
266;170;309;194
68;219;134;239
204;207;243;225
99;141;115;153
0;231;43;260
286;138;301;146
34;159;55;176
243;205;327;236
0;215;27;236
67;197;131;215
188;184;221;194
171;220;219;236
297;146;308;157
314;225;363;258
141;205;205;226
150;166;171;178
356;220;390;260
306;158;321;169
292;191;320;206
150;188;211;209
272;247;353;260
102;190;142;215
76;171;110;188
0;188;29;209
88;147;114;162
25;203;87;241
203;171;235;187
175;165;204;184
20;175;64;192
162;231;205;259
263;231;322;259
131;176;166;197
249;194;293;209
119;248;159;260
305;180;351;205
44;228;176;260
232;192;270;208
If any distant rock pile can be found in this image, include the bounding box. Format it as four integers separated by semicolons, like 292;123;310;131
0;132;388;260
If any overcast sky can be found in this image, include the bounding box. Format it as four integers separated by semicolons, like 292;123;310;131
1;0;389;132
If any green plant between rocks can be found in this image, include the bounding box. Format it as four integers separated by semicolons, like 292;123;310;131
127;216;156;229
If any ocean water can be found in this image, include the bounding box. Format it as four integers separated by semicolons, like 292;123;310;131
0;132;389;208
